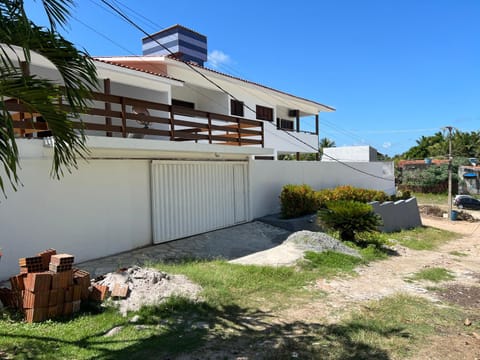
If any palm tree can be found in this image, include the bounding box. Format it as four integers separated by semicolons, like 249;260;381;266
0;0;98;195
319;137;335;158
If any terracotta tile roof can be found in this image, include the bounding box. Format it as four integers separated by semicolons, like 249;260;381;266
398;159;449;167
93;57;183;83
165;55;335;112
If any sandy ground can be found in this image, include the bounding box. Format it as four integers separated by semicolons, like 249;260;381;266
277;216;480;359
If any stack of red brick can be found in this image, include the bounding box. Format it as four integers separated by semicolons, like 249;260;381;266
5;249;91;323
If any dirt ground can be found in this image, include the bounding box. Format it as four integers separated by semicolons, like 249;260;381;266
279;215;480;359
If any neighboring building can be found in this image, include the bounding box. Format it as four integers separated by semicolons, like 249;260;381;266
322;145;378;162
458;165;480;194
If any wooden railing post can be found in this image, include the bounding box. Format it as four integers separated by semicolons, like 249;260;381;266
261;122;264;148
207;113;212;144
104;79;112;137
237;118;241;146
121;97;126;138
169;105;175;141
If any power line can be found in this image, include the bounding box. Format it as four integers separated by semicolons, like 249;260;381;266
87;0;396;183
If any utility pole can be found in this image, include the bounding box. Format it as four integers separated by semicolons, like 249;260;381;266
444;126;454;220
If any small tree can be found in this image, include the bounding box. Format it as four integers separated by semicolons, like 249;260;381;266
319;200;382;242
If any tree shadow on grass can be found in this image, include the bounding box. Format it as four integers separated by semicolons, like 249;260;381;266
0;298;408;359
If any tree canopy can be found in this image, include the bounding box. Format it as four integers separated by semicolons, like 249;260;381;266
0;0;98;195
400;130;480;160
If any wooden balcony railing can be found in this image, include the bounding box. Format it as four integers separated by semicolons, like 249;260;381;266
8;92;264;147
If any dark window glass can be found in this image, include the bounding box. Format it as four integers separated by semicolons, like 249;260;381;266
256;105;273;121
230;99;244;117
172;99;195;109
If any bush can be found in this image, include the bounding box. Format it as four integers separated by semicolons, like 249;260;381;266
280;184;320;219
318;200;383;242
317;185;389;207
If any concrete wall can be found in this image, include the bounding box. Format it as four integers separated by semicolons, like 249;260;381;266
370;198;422;233
249;160;395;218
322;146;378;162
0;155;151;280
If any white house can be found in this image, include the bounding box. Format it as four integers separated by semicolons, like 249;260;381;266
0;25;394;279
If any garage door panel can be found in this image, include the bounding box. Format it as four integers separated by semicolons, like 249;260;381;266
151;161;248;243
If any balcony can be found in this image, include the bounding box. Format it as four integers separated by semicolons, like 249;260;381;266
7;91;264;148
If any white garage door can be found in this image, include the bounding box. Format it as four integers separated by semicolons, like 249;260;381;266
151;160;249;243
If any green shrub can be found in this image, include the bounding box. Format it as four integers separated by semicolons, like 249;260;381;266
319;200;383;242
280;184;319;218
317;185;388;207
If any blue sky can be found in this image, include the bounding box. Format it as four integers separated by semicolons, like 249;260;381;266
25;0;480;156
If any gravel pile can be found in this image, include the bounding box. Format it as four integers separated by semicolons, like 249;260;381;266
284;230;361;258
93;266;202;315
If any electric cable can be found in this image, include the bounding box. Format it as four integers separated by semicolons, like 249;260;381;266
81;0;397;183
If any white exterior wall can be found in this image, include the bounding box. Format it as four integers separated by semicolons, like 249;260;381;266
322;146;378;162
0;152;151;280
250;160;395;218
263;122;318;153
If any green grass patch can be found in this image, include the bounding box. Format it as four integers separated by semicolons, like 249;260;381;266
154;260;322;309
408;267;455;283
385;227;459;250
302;251;363;275
413;192;448;206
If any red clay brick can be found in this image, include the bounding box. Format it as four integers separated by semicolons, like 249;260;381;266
90;284;108;302
73;269;91;301
64;287;73;303
72;285;82;302
63;302;73;316
25;307;47;323
50;254;74;266
47;305;58;319
18;256;42;267
49;263;73;273
9;274;26;292
48;289;59;306
23;290;49;309
51;270;73;289
37;249;57;271
25;272;52;292
72;300;81;313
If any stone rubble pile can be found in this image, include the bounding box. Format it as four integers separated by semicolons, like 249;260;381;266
93;265;202;315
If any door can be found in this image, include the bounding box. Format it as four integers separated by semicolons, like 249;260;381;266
151;161;249;243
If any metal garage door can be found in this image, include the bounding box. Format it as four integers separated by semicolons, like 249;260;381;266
151;161;249;243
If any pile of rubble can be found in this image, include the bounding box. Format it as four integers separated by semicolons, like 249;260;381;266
0;249;95;323
92;266;203;316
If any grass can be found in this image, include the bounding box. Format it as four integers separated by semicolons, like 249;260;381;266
413;192;448;206
384;226;459;250
0;227;463;359
408;267;455;283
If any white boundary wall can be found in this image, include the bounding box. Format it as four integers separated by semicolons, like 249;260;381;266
0;157;151;279
250;160;395;219
0;141;394;280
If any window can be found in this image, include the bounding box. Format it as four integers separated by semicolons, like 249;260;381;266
172;99;195;109
277;118;294;130
256;105;273;121
230;99;244;117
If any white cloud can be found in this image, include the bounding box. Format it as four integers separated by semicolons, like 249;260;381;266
207;50;231;69
382;142;392;149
